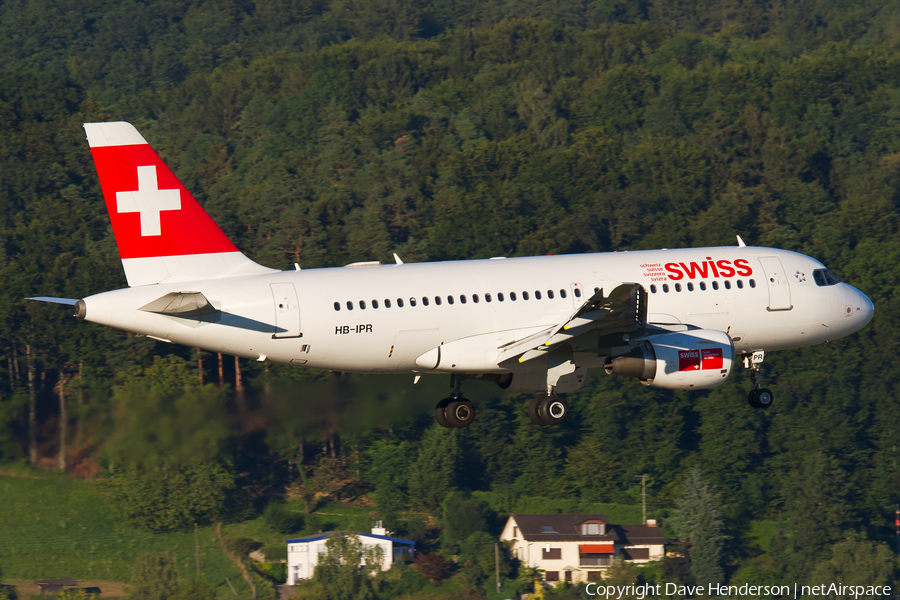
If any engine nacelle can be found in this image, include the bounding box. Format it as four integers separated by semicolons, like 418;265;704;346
605;329;735;390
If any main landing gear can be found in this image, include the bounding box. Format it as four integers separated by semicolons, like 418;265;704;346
435;375;476;428
745;353;774;409
528;394;570;426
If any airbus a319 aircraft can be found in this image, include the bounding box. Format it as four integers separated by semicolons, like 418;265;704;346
31;122;875;428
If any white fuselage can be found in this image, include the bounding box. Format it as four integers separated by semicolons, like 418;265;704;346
81;246;873;374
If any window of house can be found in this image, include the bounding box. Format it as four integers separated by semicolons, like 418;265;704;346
385;299;392;308
565;571;572;582
582;523;601;535
334;302;340;311
397;298;404;307
545;571;560;582
372;299;379;308
346;301;353;310
498;292;504;302
513;526;518;538
448;295;454;305
422;297;429;306
543;548;562;560
535;290;542;299
623;547;650;560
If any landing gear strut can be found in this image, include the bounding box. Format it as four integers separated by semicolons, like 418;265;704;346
528;394;570;426
745;353;773;409
435;375;476;428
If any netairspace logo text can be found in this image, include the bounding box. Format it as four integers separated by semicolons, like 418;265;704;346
585;583;893;599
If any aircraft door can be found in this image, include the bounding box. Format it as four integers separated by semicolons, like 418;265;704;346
570;283;585;307
271;283;302;337
758;257;793;311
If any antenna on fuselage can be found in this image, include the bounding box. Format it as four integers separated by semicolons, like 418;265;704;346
393;253;404;265
736;235;747;248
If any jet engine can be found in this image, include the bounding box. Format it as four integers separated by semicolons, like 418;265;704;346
604;329;735;390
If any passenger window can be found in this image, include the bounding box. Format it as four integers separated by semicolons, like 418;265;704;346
712;281;718;290
675;283;682;292
372;299;379;309
473;294;479;303
359;300;366;309
737;280;744;289
560;289;567;298
650;285;657;294
410;297;417;306
699;282;706;291
724;280;731;290
334;302;340;311
448;295;455;305
385;299;392;308
435;296;442;305
397;298;404;307
422;297;429;306
687;283;694;292
486;293;492;302
535;290;542;299
548;290;554;299
574;288;582;298
749;279;756;288
510;292;517;301
346;301;353;310
460;295;467;304
662;284;669;293
498;292;505;302
523;291;529;300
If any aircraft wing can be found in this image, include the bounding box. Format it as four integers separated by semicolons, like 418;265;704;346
498;283;647;364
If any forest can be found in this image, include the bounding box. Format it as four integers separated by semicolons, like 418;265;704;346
1;0;900;597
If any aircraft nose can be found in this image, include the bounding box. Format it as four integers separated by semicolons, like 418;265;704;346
857;289;874;329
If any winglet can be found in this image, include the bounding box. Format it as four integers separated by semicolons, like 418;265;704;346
736;235;746;247
393;253;404;265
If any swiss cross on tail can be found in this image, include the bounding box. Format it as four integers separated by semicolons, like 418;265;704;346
84;122;237;259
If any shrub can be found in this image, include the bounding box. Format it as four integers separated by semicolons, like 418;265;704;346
264;502;303;534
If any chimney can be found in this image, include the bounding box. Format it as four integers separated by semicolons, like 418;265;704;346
646;519;657;527
371;520;387;536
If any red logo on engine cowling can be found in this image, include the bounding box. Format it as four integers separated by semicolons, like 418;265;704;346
665;258;753;280
679;348;724;372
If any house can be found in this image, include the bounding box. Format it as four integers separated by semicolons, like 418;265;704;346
285;525;415;584
499;514;667;584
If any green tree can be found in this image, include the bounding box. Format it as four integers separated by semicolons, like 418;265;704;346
308;534;384;600
407;425;459;512
809;532;895;591
668;466;727;584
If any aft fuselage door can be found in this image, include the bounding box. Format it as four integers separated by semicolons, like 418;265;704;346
758;257;792;311
271;283;302;338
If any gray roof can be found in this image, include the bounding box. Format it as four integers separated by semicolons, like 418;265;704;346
510;514;668;545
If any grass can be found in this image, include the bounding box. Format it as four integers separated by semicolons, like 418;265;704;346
0;465;257;598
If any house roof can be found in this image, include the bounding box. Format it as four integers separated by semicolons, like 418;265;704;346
286;531;415;546
508;514;668;545
510;514;620;542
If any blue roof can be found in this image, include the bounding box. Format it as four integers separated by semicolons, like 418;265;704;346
286;531;414;546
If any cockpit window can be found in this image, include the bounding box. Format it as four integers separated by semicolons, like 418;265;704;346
813;268;840;287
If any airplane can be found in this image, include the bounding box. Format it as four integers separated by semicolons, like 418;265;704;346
30;122;875;428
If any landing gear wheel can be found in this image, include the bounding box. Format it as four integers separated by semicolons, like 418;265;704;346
528;396;547;426
756;388;773;409
435;398;453;428
445;399;475;428
539;395;569;426
747;390;760;408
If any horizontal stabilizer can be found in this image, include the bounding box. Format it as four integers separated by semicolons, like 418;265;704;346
139;291;217;317
27;296;79;306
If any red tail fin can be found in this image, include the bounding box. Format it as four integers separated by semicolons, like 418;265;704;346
84;122;273;286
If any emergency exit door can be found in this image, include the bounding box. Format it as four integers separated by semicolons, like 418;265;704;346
758;257;793;311
271;283;301;338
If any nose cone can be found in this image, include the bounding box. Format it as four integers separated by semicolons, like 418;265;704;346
857;289;874;329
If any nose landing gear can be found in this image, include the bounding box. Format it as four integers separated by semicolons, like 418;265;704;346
435;375;477;428
745;353;773;409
